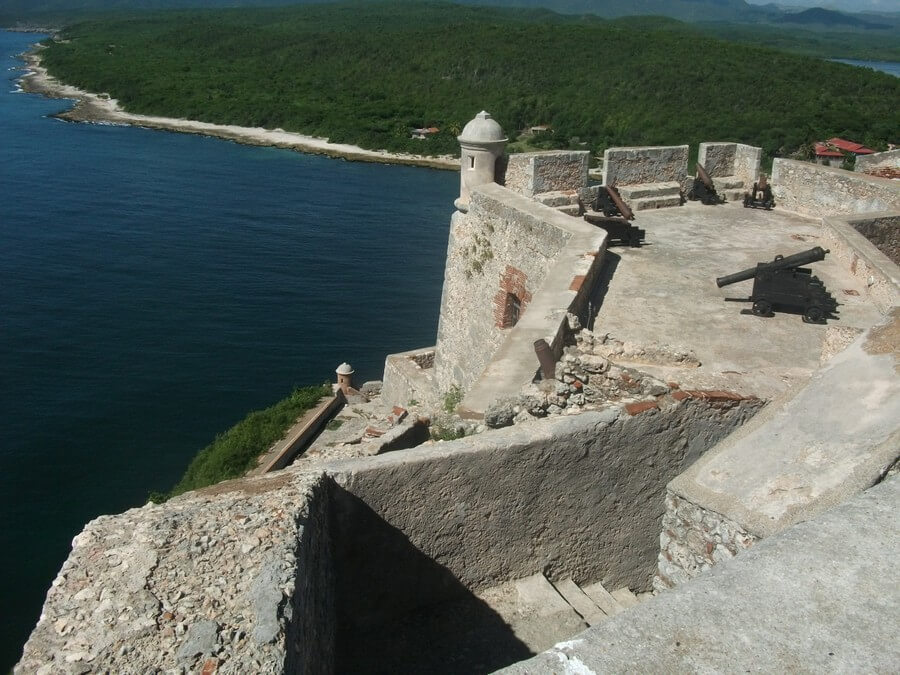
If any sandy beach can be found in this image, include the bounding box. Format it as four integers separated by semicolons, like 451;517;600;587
18;47;459;171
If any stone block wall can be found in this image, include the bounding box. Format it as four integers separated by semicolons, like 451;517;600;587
698;142;761;188
771;158;900;216
602;145;689;186
503;150;589;197
433;187;572;395
850;215;900;266
855;149;900;174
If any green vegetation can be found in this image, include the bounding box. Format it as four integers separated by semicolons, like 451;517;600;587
38;2;899;164
443;385;463;413
149;383;330;502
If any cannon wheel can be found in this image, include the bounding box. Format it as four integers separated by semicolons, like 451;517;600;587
752;299;772;317
803;305;824;323
628;230;642;247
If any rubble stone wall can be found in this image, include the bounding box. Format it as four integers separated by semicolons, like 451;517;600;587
654;490;759;591
434;187;572;394
602;145;689;186
850;215;900;267
772;158;900;216
503;151;589;197
733;144;763;187
16;472;335;675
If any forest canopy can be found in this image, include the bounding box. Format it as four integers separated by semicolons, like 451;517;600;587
39;1;900;160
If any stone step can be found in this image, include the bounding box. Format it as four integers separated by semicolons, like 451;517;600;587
611;587;641;608
552;578;609;626
712;175;745;190
580;580;626;617
721;188;746;202
631;195;683;211
534;190;580;208
616;181;682;200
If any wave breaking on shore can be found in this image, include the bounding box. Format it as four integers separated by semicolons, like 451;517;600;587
18;47;459;171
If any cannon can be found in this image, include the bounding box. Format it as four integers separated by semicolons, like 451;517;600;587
715;246;837;323
584;185;645;246
743;173;775;210
686;163;724;205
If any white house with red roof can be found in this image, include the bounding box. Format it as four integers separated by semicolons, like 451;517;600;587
814;137;875;166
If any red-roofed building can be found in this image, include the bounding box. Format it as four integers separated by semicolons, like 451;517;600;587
815;137;875;167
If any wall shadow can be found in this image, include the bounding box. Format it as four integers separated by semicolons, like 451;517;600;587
330;486;533;674
587;250;621;331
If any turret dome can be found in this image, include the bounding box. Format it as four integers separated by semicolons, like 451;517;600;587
458;111;507;145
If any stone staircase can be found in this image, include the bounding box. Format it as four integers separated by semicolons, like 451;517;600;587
711;175;746;203
616;181;682;211
534;190;582;216
477;573;651;653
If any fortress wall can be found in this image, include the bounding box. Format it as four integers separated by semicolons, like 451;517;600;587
327;399;761;625
602;145;688;186
503;150;589;197
433;186;573;394
16;472;336;675
381;346;440;408
772;158;900;216
698;143;761;188
821;212;900;314
855;148;900;174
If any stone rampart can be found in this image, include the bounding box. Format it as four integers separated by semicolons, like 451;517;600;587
602;145;688;186
855;148;900;174
698;142;761;187
434;183;597;396
381;346;440;408
771;158;900;216
503;150;589;197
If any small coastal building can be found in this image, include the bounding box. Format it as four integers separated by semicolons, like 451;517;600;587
815;137;875;166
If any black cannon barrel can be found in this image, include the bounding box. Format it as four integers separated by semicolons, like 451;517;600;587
716;247;830;288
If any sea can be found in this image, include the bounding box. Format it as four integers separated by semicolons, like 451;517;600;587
830;58;900;78
0;29;456;670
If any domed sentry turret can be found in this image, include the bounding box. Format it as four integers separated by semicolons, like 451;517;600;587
455;111;508;212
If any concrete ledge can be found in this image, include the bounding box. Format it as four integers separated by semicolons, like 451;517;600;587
257;393;345;473
500;476;900;674
668;313;900;539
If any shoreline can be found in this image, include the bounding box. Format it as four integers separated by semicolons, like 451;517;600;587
18;47;460;171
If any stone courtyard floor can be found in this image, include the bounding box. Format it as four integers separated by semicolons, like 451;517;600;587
590;201;884;399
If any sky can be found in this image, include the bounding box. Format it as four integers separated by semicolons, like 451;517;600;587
744;0;900;12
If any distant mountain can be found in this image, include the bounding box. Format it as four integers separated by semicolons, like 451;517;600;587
781;7;891;29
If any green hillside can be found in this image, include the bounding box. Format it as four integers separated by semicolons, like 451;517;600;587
38;2;899;161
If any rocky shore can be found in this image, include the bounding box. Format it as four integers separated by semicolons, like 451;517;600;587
18;47;459;171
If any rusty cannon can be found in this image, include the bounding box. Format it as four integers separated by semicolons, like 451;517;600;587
686;162;724;205
743;173;775;210
584;184;645;247
715;246;837;323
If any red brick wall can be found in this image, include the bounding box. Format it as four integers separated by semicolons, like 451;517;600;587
493;265;532;328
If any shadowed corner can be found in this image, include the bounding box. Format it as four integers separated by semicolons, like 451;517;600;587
586;250;620;332
330;486;533;674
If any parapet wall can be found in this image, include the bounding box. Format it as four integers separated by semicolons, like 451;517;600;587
602;145;688;186
698;142;761;187
855;148;900;174
771;158;900;216
434;183;599;395
503;150;589;197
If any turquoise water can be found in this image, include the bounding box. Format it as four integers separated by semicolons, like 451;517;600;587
0;30;456;670
830;58;900;78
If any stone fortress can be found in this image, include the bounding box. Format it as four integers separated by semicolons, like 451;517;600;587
16;112;900;674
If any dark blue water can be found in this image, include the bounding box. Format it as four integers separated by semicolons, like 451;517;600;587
0;30;456;670
830;58;900;78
